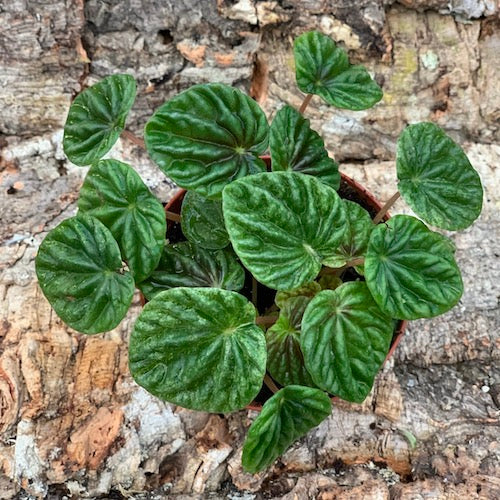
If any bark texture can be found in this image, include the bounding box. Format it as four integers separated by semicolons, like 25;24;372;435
0;0;499;498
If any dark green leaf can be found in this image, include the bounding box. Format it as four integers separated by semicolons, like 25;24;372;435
129;287;266;413
63;74;136;166
270;105;339;189
294;31;382;110
78;159;166;283
138;241;245;300
322;200;374;273
318;274;343;290
242;385;331;473
301;282;393;402
223;172;347;290
266;297;317;387
144;83;269;199
181;190;229;249
35;214;135;334
275;281;321;309
397;122;483;230
365;214;463;319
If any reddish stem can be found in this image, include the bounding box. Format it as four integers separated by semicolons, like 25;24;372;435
256;315;278;327
264;373;280;394
321;257;365;276
373;191;401;224
299;93;313;114
165;210;181;223
121;129;146;150
252;277;258;306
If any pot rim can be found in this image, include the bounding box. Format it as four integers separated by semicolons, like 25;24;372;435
162;167;407;411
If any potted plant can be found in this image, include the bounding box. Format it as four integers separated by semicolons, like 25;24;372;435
35;31;483;473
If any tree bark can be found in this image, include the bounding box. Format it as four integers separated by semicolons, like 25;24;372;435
0;1;499;498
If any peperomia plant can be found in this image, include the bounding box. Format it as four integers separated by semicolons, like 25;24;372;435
35;31;483;473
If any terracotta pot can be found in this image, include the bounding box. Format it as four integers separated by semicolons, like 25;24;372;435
162;164;407;410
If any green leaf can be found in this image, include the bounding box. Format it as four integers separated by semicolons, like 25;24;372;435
223;172;347;290
78;159;166;283
396;122;483;230
266;297;317;387
365;214;463;320
318;274;343;290
129;287;266;413
242;385;331;473
270;105;340;189
144;83;269;199
301;282;393;403
275;281;321;309
138;241;245;301
63;74;136;166
322;200;374;273
294;31;382;110
35;214;135;334
181;190;229;249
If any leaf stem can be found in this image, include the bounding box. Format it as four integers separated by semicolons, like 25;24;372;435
299;93;313;114
264;373;280;394
165;210;181;223
121;129;146;150
256;315;278;327
251;277;258;307
321;257;365;276
373;191;401;224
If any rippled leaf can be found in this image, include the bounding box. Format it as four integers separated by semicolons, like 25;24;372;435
322;200;374;273
275;282;321;309
242;385;331;473
78;159;166;282
397;122;483;230
63;74;136;166
129;287;266;412
35;214;135;334
318;274;343;290
301;282;393;402
181;190;229;249
294;31;382;110
270;105;339;189
144;83;269;199
138;241;245;300
365;214;463;319
223;172;347;290
266;297;316;387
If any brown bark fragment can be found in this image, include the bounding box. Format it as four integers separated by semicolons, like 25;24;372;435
66;407;123;470
176;42;207;67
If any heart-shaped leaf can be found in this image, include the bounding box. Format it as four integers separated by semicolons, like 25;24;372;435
181;190;229;249
266;297;317;387
322;200;374;273
294;31;382;110
301;282;393;402
138;241;245;300
78;159;166;283
365;214;463;319
275;281;321;309
242;385;331;473
144;83;269;199
63;74;136;166
223;172;347;290
270;105;340;189
129;287;267;413
397;122;483;230
35;214;135;334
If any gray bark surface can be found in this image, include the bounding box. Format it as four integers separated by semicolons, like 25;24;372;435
0;1;498;498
